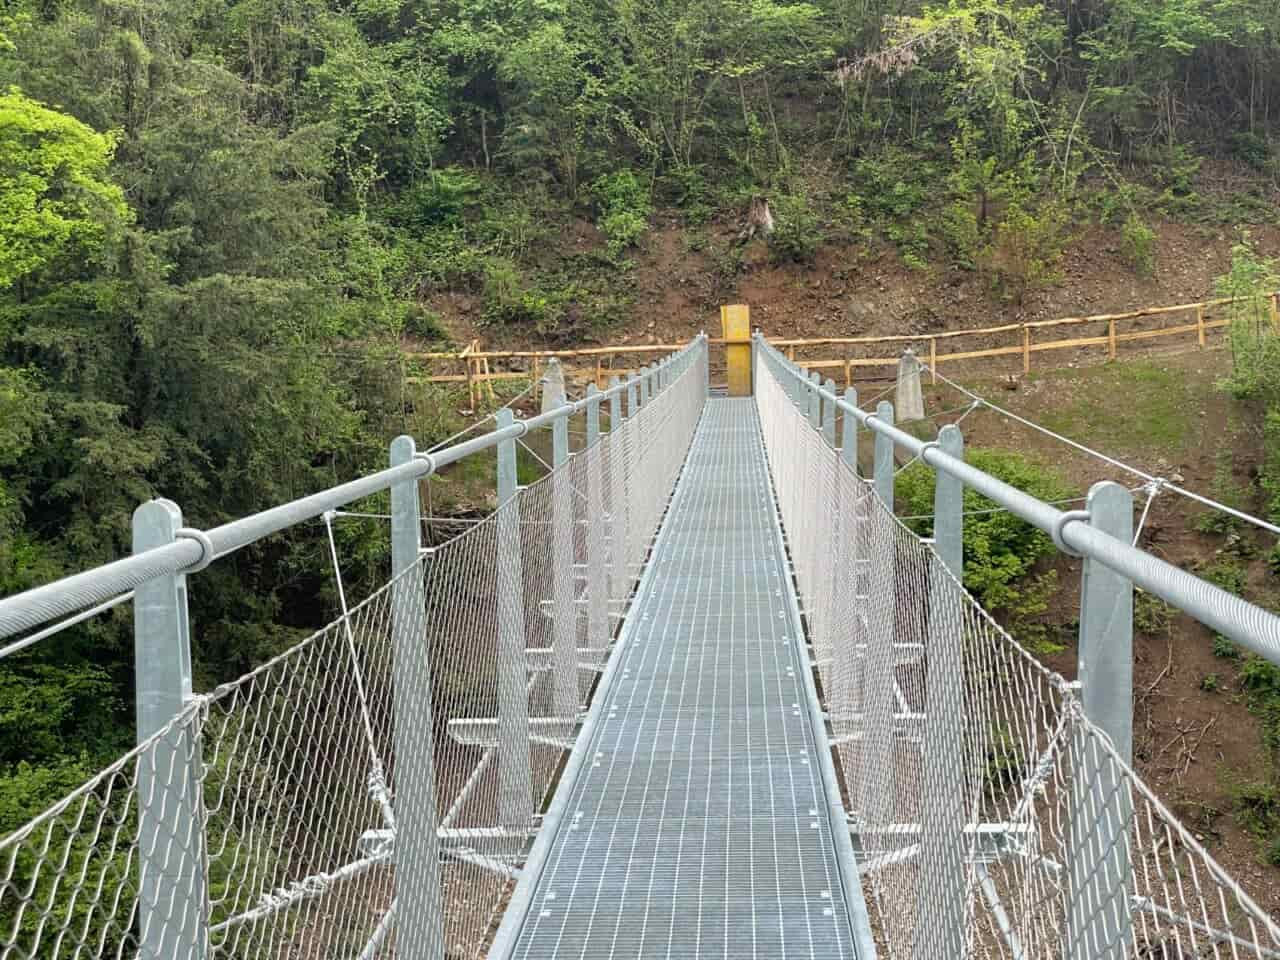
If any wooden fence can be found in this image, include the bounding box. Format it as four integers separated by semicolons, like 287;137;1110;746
405;339;690;408
775;292;1279;387
406;293;1279;406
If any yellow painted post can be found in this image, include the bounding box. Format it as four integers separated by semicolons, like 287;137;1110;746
1022;326;1031;375
929;337;937;384
721;304;753;396
1108;318;1117;360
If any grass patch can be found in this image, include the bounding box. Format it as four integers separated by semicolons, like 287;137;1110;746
1034;361;1199;455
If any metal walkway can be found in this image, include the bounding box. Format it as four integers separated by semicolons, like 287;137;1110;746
497;398;873;959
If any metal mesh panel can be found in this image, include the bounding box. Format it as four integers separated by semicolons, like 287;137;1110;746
754;344;1280;960
0;346;705;959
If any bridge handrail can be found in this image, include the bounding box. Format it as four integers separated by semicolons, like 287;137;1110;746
0;335;708;644
755;332;1280;665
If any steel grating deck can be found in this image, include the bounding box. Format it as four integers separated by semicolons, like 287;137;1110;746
498;398;871;959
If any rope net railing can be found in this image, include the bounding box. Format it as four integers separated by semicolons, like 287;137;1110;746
754;346;1280;960
0;345;706;959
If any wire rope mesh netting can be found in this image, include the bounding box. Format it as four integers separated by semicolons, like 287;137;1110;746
753;345;1280;960
0;349;706;960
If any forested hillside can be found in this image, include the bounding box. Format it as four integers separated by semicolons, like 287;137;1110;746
3;0;1280;862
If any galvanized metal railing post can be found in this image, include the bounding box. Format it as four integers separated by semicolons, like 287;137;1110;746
931;426;964;576
390;436;444;959
133;499;208;960
642;365;653;404
585;385;608;672
914;424;967;960
858;483;896;850
816;377;839;679
551;400;577;722
830;383;859;767
1068;481;1134;960
807;371;822;428
628;373;640;418
608;376;629;604
822;378;837;447
496;408;534;830
841;387;858;475
874;400;895;509
703;335;712;395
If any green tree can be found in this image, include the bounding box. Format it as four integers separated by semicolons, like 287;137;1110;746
0;90;128;290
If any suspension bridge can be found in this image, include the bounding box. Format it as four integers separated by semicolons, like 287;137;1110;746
3;322;1280;959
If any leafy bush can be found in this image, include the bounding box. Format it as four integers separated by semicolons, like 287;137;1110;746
392;168;482;229
1216;236;1280;401
984;201;1068;302
768;193;823;264
591;171;651;259
1200;560;1248;658
403;305;446;341
1231;132;1272;171
1193;447;1251;535
1121;213;1157;277
1264;410;1280;525
1229;778;1280;864
1134;589;1174;635
853;149;932;219
984;725;1026;799
1201;559;1248;596
1241;656;1280;760
1214;635;1240;659
1144;143;1203;196
661;164;712;223
897;449;1074;614
478;190;548;261
481;257;557;327
409;226;487;288
942;201;981;268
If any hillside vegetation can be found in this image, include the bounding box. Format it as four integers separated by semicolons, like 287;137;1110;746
4;0;1280;899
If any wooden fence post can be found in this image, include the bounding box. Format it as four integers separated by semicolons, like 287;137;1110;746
1197;305;1206;348
1022;326;1031;375
929;337;937;384
1108;318;1117;360
463;341;476;409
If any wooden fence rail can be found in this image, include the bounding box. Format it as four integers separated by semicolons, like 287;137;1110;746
406;292;1279;406
774;293;1279;387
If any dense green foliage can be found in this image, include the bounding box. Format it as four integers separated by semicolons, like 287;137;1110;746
3;0;1280;896
896;448;1073;648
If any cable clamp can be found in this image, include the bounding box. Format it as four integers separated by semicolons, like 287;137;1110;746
413;451;437;474
1050;510;1090;558
176;527;216;573
919;440;941;463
